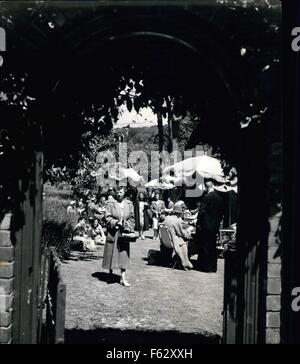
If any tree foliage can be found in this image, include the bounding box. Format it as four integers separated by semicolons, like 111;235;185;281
0;1;281;214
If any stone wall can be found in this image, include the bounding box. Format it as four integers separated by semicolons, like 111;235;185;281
266;212;282;344
266;141;282;344
0;214;14;344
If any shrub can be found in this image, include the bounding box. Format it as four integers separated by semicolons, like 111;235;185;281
42;196;78;260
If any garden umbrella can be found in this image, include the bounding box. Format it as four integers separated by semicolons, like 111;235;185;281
92;163;143;184
122;168;144;183
163;155;236;183
144;178;175;190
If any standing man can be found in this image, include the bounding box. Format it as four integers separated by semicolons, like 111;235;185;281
196;179;224;272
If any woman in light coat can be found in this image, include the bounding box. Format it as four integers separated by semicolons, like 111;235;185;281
102;187;135;287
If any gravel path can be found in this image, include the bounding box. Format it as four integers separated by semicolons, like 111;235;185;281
61;231;224;344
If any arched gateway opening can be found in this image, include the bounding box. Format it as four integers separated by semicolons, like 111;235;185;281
0;2;281;345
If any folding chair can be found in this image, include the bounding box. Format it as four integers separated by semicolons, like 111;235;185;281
159;225;179;269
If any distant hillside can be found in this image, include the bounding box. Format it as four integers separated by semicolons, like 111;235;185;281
116;118;194;154
115;124;169;151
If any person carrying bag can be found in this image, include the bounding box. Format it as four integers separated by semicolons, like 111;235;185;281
102;187;136;287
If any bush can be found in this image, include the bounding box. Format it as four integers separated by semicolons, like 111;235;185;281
42;196;78;260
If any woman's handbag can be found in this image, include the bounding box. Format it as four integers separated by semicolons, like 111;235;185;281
121;232;137;242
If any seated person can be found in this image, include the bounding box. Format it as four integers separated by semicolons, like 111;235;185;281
73;216;86;236
67;200;77;215
77;198;86;216
175;199;187;212
90;218;106;245
162;203;193;270
87;195;103;220
98;195;107;209
73;216;96;251
182;209;198;225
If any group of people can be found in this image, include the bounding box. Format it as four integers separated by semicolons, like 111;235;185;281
149;179;224;273
67;195;107;251
66;178;226;287
134;189;189;240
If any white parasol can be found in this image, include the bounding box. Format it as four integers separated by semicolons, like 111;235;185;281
91;163;144;185
163;155;226;181
163;155;237;185
144;178;175;190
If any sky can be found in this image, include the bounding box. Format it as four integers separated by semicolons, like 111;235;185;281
114;105;168;129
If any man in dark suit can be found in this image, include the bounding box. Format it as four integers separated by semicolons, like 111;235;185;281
196;179;224;272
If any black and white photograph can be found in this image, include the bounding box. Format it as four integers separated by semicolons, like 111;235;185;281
1;0;299;347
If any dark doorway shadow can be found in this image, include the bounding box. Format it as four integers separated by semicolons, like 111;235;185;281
65;327;221;344
92;272;120;284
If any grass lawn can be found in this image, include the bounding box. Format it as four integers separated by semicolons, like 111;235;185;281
61;230;224;344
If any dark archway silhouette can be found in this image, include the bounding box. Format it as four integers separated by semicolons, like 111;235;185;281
0;2;280;344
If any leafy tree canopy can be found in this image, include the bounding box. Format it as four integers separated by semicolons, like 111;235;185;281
0;1;281;212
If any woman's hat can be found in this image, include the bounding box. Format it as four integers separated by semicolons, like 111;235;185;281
173;203;183;214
